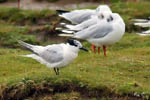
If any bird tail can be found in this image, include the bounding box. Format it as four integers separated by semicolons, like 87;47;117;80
58;34;74;37
19;54;34;57
142;30;150;34
18;40;39;55
56;10;70;15
65;24;75;30
59;22;74;29
60;22;67;26
55;26;75;34
18;40;33;49
134;23;149;27
61;29;75;34
19;54;46;65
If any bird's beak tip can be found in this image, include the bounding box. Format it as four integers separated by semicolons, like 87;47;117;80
80;47;88;52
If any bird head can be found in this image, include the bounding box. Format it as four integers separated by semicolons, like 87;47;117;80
97;11;113;21
67;39;88;52
96;5;112;13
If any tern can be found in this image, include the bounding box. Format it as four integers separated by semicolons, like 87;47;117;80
18;39;88;75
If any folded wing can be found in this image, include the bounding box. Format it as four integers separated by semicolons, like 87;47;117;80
74;22;113;40
39;45;64;64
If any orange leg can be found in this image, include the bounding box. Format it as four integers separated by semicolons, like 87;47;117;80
18;0;20;8
91;45;96;54
98;47;100;54
103;45;106;56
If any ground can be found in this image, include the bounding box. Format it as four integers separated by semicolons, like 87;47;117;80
0;33;150;100
0;1;150;100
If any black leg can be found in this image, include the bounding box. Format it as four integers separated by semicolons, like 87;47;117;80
54;68;58;75
57;68;59;75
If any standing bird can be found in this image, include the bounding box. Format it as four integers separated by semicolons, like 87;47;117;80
56;5;112;54
62;12;111;53
18;39;88;75
64;12;106;31
59;12;125;56
56;5;112;24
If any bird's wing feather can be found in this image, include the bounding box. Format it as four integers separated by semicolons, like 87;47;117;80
134;22;150;27
56;10;70;15
18;40;43;55
74;22;113;39
132;19;148;22
60;9;95;24
39;45;64;64
142;29;150;34
66;15;98;31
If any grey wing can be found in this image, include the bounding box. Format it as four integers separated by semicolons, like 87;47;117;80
134;22;150;27
39;45;63;64
74;22;113;39
71;15;98;31
72;11;95;24
64;10;95;24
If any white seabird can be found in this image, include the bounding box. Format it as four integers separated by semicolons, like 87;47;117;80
64;12;106;31
18;39;88;75
59;12;125;56
56;5;112;24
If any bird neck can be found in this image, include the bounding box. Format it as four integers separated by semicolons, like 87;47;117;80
66;43;79;53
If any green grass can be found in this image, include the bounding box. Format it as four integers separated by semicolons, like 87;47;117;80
1;2;150;99
1;2;150;32
0;7;56;25
0;23;39;48
0;34;150;98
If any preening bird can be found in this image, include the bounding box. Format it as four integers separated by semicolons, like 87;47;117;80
56;5;112;24
59;12;125;56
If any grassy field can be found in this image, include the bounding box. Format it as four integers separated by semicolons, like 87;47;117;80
1;33;150;99
1;2;150;32
0;2;150;100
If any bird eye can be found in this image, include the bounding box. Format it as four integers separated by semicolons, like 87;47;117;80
110;16;113;21
101;14;104;19
107;18;110;22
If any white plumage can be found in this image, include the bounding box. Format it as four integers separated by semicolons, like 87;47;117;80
57;5;112;24
133;18;150;35
59;12;125;56
18;39;88;75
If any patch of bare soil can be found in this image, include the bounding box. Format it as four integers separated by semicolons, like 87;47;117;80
26;92;140;100
0;80;145;100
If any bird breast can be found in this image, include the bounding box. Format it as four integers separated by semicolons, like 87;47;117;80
62;46;78;67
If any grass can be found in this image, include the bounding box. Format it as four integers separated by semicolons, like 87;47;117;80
0;23;39;48
1;2;150;32
0;1;150;99
0;7;56;25
0;33;150;99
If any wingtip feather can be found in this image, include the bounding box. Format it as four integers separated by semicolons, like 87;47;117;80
56;10;70;15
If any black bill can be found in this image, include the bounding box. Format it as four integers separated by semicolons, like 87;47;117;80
80;47;88;52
